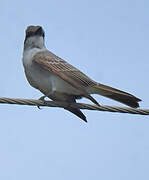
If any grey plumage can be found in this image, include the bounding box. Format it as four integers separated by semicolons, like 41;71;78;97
22;25;141;122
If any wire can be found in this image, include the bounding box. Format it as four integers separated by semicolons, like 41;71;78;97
0;97;148;115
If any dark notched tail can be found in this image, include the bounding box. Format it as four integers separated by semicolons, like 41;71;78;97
92;83;141;108
65;107;87;122
105;92;141;108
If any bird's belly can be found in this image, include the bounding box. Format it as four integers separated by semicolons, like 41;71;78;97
25;65;81;96
50;74;81;95
25;66;51;95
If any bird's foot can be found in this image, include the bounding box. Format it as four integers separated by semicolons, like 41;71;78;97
37;95;47;109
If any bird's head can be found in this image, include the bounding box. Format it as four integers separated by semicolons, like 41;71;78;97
24;25;45;49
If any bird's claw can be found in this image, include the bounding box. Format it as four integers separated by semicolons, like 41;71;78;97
37;95;47;109
37;106;42;110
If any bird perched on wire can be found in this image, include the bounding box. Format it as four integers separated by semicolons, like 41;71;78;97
22;25;141;122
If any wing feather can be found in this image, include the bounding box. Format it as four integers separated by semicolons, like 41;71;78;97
33;50;96;90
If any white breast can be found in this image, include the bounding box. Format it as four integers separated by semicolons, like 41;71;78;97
23;48;81;96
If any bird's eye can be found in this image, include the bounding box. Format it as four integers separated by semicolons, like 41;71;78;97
34;27;45;38
35;27;42;35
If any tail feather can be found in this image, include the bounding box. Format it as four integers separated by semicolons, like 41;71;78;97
49;94;87;122
92;83;141;108
65;107;87;122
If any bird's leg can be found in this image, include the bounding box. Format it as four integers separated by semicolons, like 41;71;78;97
39;95;46;101
37;89;54;109
37;81;57;109
37;95;47;109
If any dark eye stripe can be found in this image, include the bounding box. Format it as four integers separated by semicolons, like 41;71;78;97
25;28;45;41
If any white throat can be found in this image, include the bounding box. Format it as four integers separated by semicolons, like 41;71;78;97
24;36;45;51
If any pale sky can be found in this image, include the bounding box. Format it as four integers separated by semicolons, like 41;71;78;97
0;0;149;179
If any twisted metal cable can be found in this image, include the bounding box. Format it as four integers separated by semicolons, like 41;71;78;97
0;97;149;115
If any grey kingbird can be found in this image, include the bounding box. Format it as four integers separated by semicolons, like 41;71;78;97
22;25;141;122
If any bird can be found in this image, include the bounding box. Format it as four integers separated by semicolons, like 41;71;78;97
22;25;141;122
